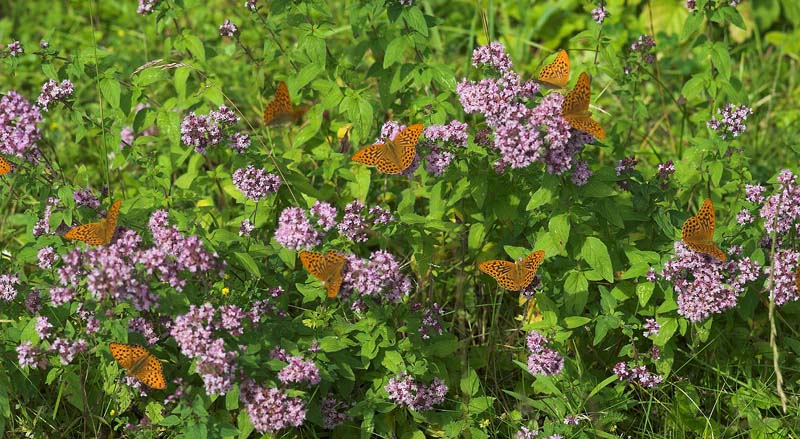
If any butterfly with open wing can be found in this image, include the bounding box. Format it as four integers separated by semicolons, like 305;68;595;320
263;81;307;126
681;198;726;261
63;199;122;246
534;49;570;90
352;123;424;174
562;72;606;140
109;342;166;389
479;250;545;292
0;156;12;175
300;250;347;298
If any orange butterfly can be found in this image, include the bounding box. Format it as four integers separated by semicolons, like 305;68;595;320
299;250;346;298
0;156;12;175
479;250;545;291
263;81;306;126
63;199;121;246
109;342;166;389
352;123;424;174
681;198;726;261
534;50;570;89
562;72;606;140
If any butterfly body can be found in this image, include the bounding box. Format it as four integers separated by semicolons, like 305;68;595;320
300;250;346;298
109;342;166;389
479;250;545;291
562;72;606;140
535;50;570;89
681;198;726;261
352;123;424;174
64;199;121;246
263;81;306;126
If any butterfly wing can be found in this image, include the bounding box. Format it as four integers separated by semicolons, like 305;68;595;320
520;250;545;288
300;251;327;280
263;81;295;126
0;157;12;175
322;250;346;297
563;72;606;140
352;142;394;170
109;342;166;389
64;222;106;246
137;354;167;389
479;260;523;291
536;50;570;89
102;199;122;244
681;198;726;261
394;123;424;172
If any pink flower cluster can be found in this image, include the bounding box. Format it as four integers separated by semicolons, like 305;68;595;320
240;380;306;433
661;242;761;322
613;362;663;388
525;331;564;376
385;372;448;411
342;250;412;303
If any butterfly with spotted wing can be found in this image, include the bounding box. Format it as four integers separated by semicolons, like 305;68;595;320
681;198;726;261
534;49;570;90
263;81;307;126
479;250;545;291
109;342;166;389
562;72;606;140
352;123;424;174
299;250;346;298
63;199;122;246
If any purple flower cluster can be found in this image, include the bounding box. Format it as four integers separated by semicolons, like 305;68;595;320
0;91;43;161
7;40;23;56
37;79;74;110
613;362;663;388
342;250;412;302
516;426;538;439
422;121;468;176
51;337;88;365
525;331;564;376
657;160;675;189
685;0;696;10
180;105;240;154
137;0;161;15
245;0;258;11
571;161;592;186
616;155;637;176
37;246;56;269
17;341;48;369
0;274;20;301
592;3;609;24
54;211;220;310
707;104;753;139
309;201;338;231
321;396;349;429
274;207;321;250
458;44;592;174
73;187;100;209
219;19;239;37
661;242;761;322
417;302;445;339
239;219;254;237
129;317;159;345
232;165;281;201
385;372;448;411
338;200;393;242
35;316;53;339
171;303;238;394
228;132;251;153
759;170;800;234
642;318;660;337
240;380;307;433
277;356;321;385
33;197;59;237
765;250;800;305
630;35;656;65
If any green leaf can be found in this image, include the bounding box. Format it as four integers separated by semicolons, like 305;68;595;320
710;42;731;80
234;252;260;277
460;368;480;396
636;282;655;306
384;36;410;68
563;316;592;328
468;223;486;251
681;12;705;40
581;237;613;282
182;33;206;62
564;270;589;294
548;214;570;253
403;7;429;37
100;78;121;110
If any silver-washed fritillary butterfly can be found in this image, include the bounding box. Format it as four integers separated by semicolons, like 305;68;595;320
109;342;166;389
562;72;606;140
479;250;545;291
681;198;726;261
63;199;121;246
263;81;307;126
300;250;346;298
352;123;424;174
535;49;570;89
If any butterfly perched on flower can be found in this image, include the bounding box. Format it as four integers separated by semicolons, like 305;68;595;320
0;156;12;175
299;250;346;298
109;342;166;389
479;250;545;291
534;49;570;89
562;72;606;140
263;81;307;126
63;199;121;246
681;198;726;261
352;123;424;174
